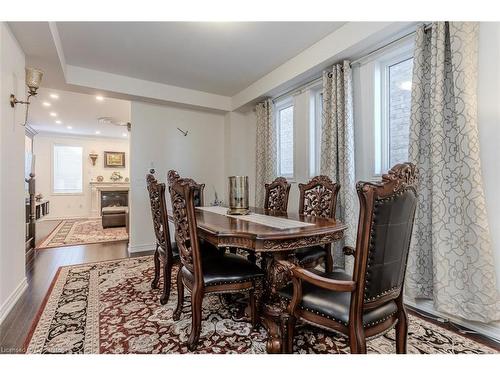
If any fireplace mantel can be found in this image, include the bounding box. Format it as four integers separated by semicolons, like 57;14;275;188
90;182;130;217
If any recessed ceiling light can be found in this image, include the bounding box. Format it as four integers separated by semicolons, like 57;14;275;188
66;126;72;129
95;130;101;135
50;93;59;99
42;102;51;107
96;95;104;101
122;133;128;137
55;120;62;124
50;112;57;117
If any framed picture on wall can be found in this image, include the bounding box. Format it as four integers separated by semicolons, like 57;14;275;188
104;151;125;168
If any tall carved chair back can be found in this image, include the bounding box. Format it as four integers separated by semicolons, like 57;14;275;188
264;177;291;213
351;163;418;316
169;178;203;283
146;174;172;253
146;173;178;304
281;163;418;354
298;175;340;219
168;169;205;207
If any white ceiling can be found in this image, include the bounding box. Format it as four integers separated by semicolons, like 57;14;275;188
29;88;131;139
12;22;345;96
8;21;412;112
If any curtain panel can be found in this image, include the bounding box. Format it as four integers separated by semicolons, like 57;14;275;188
406;22;499;322
255;99;277;207
321;61;357;272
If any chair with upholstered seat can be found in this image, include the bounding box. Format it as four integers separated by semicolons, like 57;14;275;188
264;177;291;214
170;178;265;351
147;173;214;305
293;175;340;272
279;163;418;354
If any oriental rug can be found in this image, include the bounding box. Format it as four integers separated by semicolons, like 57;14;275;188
25;256;498;354
37;219;128;249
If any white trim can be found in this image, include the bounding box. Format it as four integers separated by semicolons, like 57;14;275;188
354;37;414;181
275;96;295;180
0;277;28;326
35;130;128;141
39;215;90;221
309;86;323;177
377;45;414;175
406;298;500;342
48;22;67;80
65;65;232;112
128;243;155;253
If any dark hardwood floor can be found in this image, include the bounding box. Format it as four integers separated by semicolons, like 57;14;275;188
34;219;61;247
0;240;153;353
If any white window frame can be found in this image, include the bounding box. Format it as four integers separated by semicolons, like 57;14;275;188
275;96;295;180
52;144;84;195
376;49;414;175
308;86;323;177
354;38;414;181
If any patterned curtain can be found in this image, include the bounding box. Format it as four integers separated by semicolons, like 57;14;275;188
321;61;357;272
406;22;500;322
255;99;277;207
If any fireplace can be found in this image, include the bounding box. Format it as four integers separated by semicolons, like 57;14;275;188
90;182;130;218
101;190;128;211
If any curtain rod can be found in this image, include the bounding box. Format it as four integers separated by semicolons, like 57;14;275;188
272;23;432;103
350;23;432;65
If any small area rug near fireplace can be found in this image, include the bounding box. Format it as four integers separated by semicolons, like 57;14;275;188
37;219;128;249
25;256;497;354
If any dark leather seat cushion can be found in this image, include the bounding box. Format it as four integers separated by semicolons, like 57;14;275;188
182;252;264;286
294;245;326;265
279;270;398;327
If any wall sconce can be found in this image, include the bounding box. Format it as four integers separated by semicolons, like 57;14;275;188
89;152;98;166
9;67;44;126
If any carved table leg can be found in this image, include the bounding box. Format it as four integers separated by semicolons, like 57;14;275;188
259;252;295;354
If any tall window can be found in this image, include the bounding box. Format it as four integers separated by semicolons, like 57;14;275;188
387;58;413;167
276;98;294;178
53;145;83;194
374;43;414;175
309;88;322;176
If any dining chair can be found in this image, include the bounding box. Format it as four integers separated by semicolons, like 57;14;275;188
148;172;214;305
294;175;340;272
170;178;265;351
167;169;205;207
146;173;178;305
279;163;418;354
264;177;291;214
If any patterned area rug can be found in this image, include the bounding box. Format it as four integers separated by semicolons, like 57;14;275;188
25;256;498;354
37;219;128;249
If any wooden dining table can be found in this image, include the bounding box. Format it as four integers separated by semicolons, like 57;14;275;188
171;206;346;353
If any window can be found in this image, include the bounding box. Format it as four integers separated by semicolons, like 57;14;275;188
276;98;294;178
375;51;413;175
309;88;323;176
53;145;83;194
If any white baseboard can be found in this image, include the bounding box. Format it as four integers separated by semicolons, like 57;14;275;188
128;243;155;253
39;215;91;221
406;298;500;342
0;277;28;326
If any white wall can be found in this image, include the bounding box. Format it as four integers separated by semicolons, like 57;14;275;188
224;110;257;206
33;133;130;219
129;101;226;252
478;22;500;289
0;23;28;323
